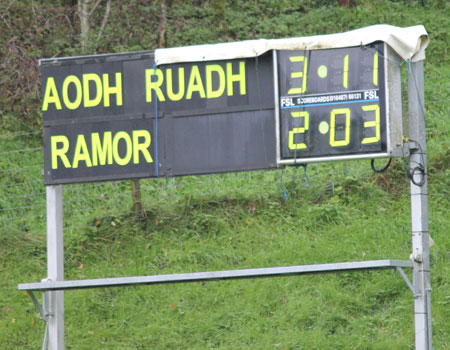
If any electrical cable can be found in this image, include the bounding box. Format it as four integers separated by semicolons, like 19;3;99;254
279;168;288;200
401;139;426;187
255;54;269;169
406;162;426;186
292;163;310;188
370;158;392;173
153;62;160;178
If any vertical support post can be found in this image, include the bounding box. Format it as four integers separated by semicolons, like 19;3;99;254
408;60;432;350
46;185;64;349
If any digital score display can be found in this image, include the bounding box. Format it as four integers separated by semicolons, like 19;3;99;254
277;43;388;163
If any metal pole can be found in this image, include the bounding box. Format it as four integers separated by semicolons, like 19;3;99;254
408;60;432;350
46;185;65;349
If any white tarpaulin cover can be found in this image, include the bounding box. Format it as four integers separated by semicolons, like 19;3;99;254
155;24;428;65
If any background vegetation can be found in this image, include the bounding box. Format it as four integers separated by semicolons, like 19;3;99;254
0;0;449;349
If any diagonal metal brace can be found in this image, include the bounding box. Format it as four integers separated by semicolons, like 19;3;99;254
26;291;51;350
396;267;420;298
27;291;46;320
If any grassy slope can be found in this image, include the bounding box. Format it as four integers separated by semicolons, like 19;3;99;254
1;0;449;349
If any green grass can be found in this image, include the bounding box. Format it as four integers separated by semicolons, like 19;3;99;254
2;155;448;349
1;0;449;349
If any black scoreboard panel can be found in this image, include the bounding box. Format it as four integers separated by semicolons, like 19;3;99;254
168;109;276;176
43;118;159;183
42;52;159;184
164;52;276;176
41;51;276;184
277;43;387;162
40;41;398;185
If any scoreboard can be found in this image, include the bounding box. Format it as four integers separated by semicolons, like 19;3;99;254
40;29;412;185
277;43;390;164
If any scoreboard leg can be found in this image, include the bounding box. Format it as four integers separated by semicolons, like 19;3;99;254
46;185;65;350
408;60;432;350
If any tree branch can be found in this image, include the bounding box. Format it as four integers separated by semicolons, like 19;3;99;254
89;0;102;16
96;0;111;45
1;0;17;16
158;0;168;48
78;0;91;53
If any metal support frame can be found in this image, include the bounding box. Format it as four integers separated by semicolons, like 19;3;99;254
18;61;432;350
396;267;417;298
27;291;51;350
408;60;432;350
20;259;419;349
19;260;413;292
45;186;64;350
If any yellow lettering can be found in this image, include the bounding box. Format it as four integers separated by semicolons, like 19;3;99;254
51;135;71;169
83;73;103;107
42;77;62;111
91;132;113;166
373;52;379;86
113;131;132;166
361;104;380;144
103;73;123;107
72;134;92;168
288;111;309;150
133;130;153;164
330;108;351;147
145;68;165;102
206;64;225;99
226;61;246;96
287;56;308;95
186;65;206;100
62;75;82;110
166;68;185;101
343;54;349;89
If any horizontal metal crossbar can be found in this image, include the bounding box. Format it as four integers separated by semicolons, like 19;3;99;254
18;260;413;292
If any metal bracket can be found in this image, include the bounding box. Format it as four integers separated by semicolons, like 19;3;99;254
408;141;420;152
396;267;420;299
26;291;51;350
389;141;410;158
